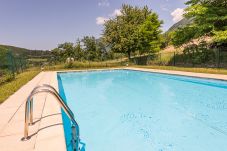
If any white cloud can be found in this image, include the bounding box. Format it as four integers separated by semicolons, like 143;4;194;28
98;0;110;7
96;17;109;25
96;9;122;25
110;9;122;17
160;5;169;12
171;8;184;23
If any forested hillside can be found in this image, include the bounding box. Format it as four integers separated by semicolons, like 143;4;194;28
0;44;51;58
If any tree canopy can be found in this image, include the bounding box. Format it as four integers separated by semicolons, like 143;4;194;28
0;46;9;68
51;36;115;63
173;0;227;47
103;4;163;59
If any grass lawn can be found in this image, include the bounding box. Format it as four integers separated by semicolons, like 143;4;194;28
45;60;126;71
0;69;40;103
134;65;227;75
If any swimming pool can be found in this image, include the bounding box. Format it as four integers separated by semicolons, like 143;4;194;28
58;69;227;151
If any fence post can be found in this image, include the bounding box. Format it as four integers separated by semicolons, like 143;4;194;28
173;52;176;66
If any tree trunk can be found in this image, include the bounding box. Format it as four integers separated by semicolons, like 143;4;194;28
127;51;131;61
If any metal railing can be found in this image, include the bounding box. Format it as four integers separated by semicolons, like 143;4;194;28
23;84;80;151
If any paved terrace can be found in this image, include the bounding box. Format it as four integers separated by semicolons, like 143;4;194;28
0;72;66;151
0;68;226;151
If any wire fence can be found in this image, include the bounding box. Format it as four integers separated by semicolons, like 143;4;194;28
131;47;227;68
0;51;27;85
1;46;227;85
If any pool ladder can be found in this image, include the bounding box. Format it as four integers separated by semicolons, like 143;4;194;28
23;84;80;151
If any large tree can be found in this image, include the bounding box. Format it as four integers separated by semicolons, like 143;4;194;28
103;4;162;59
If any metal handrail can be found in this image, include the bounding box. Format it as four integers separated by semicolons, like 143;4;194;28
24;84;80;151
28;84;74;122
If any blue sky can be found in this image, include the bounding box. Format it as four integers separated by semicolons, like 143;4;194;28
0;0;187;50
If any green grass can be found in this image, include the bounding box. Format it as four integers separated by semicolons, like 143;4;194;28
0;73;14;86
0;69;40;103
28;58;48;62
133;65;227;75
45;60;126;71
149;52;174;65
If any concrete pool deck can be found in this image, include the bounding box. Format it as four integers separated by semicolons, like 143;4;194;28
0;67;226;151
0;71;66;151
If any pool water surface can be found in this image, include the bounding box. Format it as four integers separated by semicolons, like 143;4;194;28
58;69;227;151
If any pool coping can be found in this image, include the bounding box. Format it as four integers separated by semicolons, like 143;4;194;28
0;67;227;151
56;67;227;81
125;67;227;81
57;67;227;81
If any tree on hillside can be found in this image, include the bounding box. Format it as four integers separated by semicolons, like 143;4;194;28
58;42;75;59
74;39;84;61
173;0;227;46
161;32;174;48
81;36;97;61
96;38;108;61
0;46;9;68
51;48;62;63
138;13;163;55
172;25;198;47
103;4;163;59
51;36;115;62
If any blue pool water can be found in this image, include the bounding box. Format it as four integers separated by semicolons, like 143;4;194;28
58;69;227;151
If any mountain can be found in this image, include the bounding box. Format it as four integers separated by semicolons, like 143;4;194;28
0;44;51;58
166;18;193;33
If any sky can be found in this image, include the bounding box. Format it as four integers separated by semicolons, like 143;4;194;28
0;0;187;50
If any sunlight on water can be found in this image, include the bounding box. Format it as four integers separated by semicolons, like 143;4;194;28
58;70;227;151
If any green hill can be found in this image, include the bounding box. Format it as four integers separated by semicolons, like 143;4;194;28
0;44;51;58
